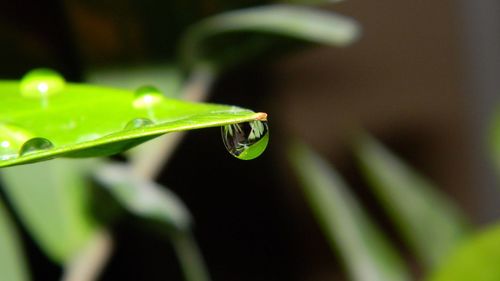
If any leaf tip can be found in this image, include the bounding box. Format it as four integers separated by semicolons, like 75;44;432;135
255;112;268;121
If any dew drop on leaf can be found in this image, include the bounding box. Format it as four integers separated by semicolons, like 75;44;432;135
221;120;269;160
0;123;35;160
20;68;66;101
132;85;164;109
124;118;154;130
19;137;54;156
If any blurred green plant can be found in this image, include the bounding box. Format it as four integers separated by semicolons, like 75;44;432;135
354;134;470;269
0;1;360;281
427;224;500;281
289;141;411;281
0;199;29;281
290;134;500;281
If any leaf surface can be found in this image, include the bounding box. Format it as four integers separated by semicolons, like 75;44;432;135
0;80;265;167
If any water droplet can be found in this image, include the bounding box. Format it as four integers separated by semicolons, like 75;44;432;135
20;68;66;99
132;85;164;109
124;118;153;130
19;137;54;156
76;133;101;143
221;120;269;160
0;123;35;160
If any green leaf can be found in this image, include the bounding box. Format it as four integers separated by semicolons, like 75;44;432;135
0;198;30;281
0;78;266;168
180;4;361;67
427;224;500;281
354;134;470;268
93;163;191;232
0;159;98;262
289;141;410;281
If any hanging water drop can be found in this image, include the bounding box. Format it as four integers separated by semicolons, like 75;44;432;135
221;120;269;160
124;118;153;130
19;137;54;156
0;123;35;161
20;68;66;99
132;85;164;109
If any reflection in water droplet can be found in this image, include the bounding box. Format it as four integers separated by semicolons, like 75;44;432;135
132;85;164;109
76;133;101;143
221;120;269;160
20;69;66;102
0;123;35;160
124;118;153;130
19;137;54;156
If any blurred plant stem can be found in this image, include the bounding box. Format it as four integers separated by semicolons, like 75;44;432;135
171;232;211;281
62;230;113;281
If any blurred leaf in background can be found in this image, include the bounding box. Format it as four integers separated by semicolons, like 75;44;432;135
289;141;411;281
354;134;470;269
93;163;192;233
0;159;98;263
428;224;500;281
180;4;360;69
0;198;30;281
94;163;210;281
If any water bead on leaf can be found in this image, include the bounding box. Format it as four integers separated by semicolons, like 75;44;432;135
124;118;154;130
221;120;269;160
132;86;164;109
19;138;54;156
20;68;65;98
0;123;35;160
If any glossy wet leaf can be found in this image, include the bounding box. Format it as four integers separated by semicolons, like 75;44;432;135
0;198;30;281
354;134;470;268
0;80;266;168
93;163;191;232
289;141;410;281
0;159;98;262
427;224;500;281
180;4;361;67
